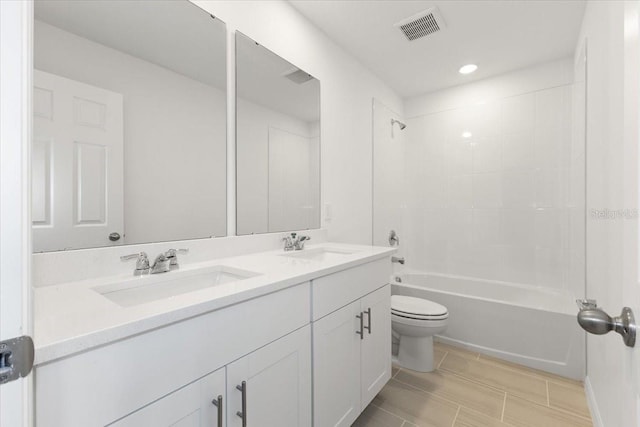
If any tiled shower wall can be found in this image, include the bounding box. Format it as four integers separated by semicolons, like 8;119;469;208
403;85;574;290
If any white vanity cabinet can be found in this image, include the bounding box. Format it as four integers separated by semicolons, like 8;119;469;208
35;283;311;427
34;248;395;427
112;325;311;427
110;367;226;427
311;259;392;427
226;325;312;427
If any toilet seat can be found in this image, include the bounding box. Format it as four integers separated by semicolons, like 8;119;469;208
391;295;448;320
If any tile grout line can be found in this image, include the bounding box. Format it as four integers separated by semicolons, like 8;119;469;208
451;405;461;427
391;375;505;422
501;392;507;421
437;351;449;369
546;380;550;407
477;352;583;389
372;403;410;425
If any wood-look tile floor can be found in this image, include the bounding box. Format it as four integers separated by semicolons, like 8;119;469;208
353;342;592;427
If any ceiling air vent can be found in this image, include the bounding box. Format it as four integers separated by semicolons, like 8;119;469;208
283;68;314;84
395;7;446;41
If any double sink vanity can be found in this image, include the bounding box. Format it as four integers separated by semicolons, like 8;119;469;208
30;1;392;425
34;240;395;426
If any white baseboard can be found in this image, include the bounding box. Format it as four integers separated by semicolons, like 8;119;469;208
585;376;604;427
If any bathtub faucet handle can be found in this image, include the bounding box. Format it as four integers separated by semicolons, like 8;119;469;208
389;230;400;247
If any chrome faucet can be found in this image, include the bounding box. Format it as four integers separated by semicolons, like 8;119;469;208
121;249;188;276
121;252;150;276
282;234;295;251
294;234;310;250
282;233;311;251
392;256;405;265
164;248;189;270
150;253;171;274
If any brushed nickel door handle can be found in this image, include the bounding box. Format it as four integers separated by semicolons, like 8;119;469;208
236;381;247;426
577;304;636;347
211;395;223;427
356;312;364;339
364;307;372;334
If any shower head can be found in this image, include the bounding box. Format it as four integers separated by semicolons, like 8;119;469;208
391;118;407;130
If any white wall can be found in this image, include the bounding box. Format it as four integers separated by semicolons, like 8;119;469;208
194;0;403;244
578;1;639;426
34;20;227;245
387;60;576;292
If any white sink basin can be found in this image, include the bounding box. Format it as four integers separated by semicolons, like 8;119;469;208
279;247;356;262
94;266;260;307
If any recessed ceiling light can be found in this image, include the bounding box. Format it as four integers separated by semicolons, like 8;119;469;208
462;131;472;138
459;64;478;75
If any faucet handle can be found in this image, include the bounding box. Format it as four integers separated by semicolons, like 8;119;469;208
164;248;189;269
120;252;150;275
165;248;189;257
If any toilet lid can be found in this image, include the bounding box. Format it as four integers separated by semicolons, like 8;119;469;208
391;295;448;317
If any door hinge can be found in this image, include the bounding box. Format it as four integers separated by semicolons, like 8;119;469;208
0;336;34;385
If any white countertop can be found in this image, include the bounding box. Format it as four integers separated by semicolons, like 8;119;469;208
34;243;395;365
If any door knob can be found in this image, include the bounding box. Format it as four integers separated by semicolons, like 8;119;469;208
577;306;636;347
109;232;121;241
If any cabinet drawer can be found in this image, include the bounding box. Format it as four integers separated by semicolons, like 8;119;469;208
35;282;311;427
312;258;390;321
110;367;225;427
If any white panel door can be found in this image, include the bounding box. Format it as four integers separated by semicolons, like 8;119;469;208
360;285;392;408
621;2;640;425
312;301;362;427
0;1;33;425
32;70;123;252
110;367;226;427
226;326;311;427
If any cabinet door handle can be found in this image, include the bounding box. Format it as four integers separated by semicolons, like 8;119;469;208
211;395;223;427
356;312;364;339
236;381;247;427
364;307;372;334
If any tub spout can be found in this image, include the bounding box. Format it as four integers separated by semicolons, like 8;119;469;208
392;256;405;265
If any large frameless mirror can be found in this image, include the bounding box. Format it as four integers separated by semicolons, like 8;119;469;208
32;0;227;252
235;32;321;236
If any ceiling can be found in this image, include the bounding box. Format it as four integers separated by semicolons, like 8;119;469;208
289;0;586;98
35;0;227;92
35;0;318;123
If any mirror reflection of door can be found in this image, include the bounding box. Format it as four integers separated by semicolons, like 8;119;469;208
32;0;227;252
236;32;321;236
268;127;320;232
32;70;124;252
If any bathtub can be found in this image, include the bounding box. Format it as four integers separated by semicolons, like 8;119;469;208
392;273;585;380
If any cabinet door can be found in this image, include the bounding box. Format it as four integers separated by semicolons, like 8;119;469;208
110;367;226;427
312;300;362;427
226;325;311;427
360;285;392;407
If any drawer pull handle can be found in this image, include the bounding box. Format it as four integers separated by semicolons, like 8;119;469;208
356;312;364;339
211;395;223;427
364;307;372;334
236;381;247;427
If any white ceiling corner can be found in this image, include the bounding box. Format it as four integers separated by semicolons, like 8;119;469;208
289;0;586;98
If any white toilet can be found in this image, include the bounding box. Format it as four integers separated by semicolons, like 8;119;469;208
391;295;449;372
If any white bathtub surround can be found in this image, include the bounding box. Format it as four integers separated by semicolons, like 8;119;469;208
402;81;574;291
393;273;585;380
34;240;393;364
